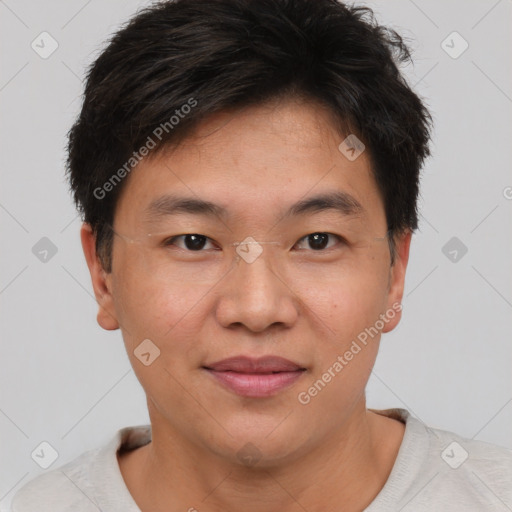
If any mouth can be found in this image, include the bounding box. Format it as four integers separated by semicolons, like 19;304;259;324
202;355;307;398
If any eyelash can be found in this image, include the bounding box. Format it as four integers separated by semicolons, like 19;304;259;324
162;233;346;252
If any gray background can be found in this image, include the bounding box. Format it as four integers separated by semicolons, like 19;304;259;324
1;0;511;509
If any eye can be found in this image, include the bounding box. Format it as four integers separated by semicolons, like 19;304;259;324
294;232;344;251
162;234;217;251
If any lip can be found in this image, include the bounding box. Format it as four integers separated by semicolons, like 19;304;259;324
203;356;306;398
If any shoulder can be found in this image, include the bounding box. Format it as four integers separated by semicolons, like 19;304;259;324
369;408;512;511
10;448;103;512
378;407;512;471
422;418;512;496
417;413;512;468
409;411;512;508
10;424;151;512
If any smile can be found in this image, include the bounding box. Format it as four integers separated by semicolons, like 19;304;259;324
202;355;307;398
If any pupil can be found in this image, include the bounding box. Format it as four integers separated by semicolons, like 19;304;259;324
309;233;328;250
185;234;206;250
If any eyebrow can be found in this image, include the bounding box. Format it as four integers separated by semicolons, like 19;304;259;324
143;191;364;223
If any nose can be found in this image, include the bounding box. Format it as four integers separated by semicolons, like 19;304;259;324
215;246;299;333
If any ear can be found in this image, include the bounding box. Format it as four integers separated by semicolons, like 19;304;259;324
382;230;412;333
80;222;120;330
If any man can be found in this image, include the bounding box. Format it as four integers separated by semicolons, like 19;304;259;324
11;0;512;510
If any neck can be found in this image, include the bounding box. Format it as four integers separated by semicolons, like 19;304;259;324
118;400;405;512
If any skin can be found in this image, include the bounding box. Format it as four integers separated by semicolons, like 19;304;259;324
81;97;411;512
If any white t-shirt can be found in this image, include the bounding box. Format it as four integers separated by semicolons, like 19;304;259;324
10;408;512;511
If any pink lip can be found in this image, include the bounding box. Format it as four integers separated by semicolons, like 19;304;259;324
203;356;306;398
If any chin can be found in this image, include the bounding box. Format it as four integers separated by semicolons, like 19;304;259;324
201;415;314;468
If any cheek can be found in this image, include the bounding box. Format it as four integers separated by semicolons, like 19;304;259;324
112;272;208;407
111;260;213;348
294;270;386;421
290;249;390;398
292;253;390;336
303;278;385;381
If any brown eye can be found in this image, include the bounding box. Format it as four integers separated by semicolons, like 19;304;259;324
308;233;329;250
295;232;342;251
163;234;215;251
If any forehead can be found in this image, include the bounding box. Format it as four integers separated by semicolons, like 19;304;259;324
114;99;385;231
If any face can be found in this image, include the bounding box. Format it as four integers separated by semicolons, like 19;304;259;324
82;97;410;466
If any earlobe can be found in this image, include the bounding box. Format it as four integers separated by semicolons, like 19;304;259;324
80;222;120;331
382;230;412;333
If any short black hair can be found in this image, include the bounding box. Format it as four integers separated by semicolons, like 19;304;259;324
66;0;433;272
